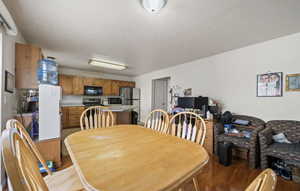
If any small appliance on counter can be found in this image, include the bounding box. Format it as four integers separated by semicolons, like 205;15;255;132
17;89;39;113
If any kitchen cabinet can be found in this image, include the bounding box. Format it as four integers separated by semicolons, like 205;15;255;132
111;80;120;96
111;80;136;95
83;77;95;86
59;74;73;95
203;120;215;155
93;79;112;96
72;76;84;95
62;106;85;129
59;74;135;96
15;43;43;89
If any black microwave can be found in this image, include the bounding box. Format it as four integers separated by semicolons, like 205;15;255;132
84;86;103;96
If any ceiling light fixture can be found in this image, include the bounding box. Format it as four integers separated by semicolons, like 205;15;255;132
142;0;167;13
88;58;127;71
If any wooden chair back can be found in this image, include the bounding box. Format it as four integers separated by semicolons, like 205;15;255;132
170;112;206;145
80;106;114;130
245;169;277;191
144;109;170;133
6;119;52;175
13;129;49;191
1;128;25;191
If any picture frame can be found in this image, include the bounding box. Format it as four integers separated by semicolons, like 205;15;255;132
5;70;14;93
286;73;300;92
183;88;192;96
257;72;283;97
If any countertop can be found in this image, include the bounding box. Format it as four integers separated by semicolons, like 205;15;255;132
60;103;136;112
60;103;85;107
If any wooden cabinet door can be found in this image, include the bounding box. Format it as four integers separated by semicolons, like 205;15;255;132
15;43;42;89
103;80;112;95
93;79;112;96
72;76;84;95
61;107;70;128
111;80;120;96
59;74;73;95
203;120;214;154
84;77;95;86
128;81;136;88
68;106;85;127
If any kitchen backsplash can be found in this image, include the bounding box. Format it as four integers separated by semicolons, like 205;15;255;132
61;95;122;105
61;95;83;104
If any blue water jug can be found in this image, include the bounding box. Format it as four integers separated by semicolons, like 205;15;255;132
37;57;58;85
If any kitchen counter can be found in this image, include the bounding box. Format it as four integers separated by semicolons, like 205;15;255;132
60;103;85;107
60;103;136;112
61;104;136;128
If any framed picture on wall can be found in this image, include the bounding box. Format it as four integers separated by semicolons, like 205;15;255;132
257;72;283;97
5;70;14;93
286;73;300;91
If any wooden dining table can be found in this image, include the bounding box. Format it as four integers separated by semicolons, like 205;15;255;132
65;125;209;191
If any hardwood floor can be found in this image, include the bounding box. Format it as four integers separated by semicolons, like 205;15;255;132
60;155;300;191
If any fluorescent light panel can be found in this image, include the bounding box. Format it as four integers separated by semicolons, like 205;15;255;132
89;59;127;71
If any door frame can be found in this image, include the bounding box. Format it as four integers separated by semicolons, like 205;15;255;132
151;77;170;111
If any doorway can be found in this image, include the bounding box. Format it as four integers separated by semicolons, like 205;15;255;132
152;77;170;111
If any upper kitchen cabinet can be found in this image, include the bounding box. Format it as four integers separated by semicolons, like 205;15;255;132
15;43;43;89
72;76;84;95
59;74;73;95
59;74;134;96
111;80;136;95
93;79;112;96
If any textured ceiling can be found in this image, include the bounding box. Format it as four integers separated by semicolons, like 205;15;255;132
4;0;300;76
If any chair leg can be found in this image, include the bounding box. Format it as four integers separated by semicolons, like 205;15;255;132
193;177;200;191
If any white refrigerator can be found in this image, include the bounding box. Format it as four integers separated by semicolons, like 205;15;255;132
39;84;61;141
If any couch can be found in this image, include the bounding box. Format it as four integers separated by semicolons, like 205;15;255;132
214;115;265;168
259;120;300;169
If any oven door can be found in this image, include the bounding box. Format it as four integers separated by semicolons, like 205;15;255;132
84;86;103;96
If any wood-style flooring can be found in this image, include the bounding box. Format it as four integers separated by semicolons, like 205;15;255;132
60;155;300;191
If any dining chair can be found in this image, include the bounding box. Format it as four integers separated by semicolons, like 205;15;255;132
170;112;207;146
80;106;114;130
6;119;52;175
4;119;85;191
144;109;170;133
245;169;277;191
170;112;207;191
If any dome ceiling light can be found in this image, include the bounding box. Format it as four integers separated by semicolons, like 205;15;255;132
141;0;168;13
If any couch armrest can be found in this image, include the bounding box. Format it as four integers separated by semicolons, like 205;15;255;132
250;126;265;143
259;127;273;147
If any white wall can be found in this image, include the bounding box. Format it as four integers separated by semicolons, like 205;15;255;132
0;30;25;189
135;32;300;122
59;67;134;81
1;32;25;127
